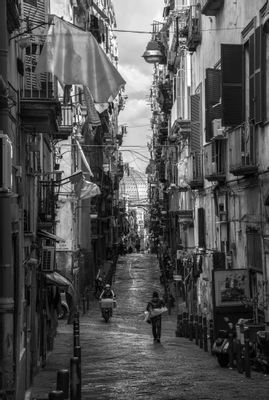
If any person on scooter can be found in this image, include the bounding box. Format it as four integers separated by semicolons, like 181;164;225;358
99;283;115;300
147;291;165;343
99;284;115;317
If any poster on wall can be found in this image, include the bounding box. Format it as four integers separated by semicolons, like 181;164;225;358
213;269;249;307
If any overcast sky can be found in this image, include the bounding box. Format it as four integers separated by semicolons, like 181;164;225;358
113;0;164;172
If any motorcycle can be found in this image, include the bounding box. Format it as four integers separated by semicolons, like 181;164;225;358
100;298;115;322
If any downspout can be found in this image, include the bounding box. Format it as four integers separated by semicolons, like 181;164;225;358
0;0;15;393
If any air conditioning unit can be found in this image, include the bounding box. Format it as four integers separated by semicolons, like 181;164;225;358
212;119;224;138
41;246;55;271
0;132;12;192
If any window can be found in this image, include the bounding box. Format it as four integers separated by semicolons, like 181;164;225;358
205;68;221;141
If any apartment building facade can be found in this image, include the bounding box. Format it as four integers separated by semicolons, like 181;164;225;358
147;0;269;332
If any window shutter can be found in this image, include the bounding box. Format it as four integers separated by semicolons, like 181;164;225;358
198;207;206;248
190;94;201;153
249;34;255;121
247;230;262;272
221;44;244;126
255;26;264;124
205;69;221;142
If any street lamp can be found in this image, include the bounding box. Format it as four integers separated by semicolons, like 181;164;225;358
142;39;164;64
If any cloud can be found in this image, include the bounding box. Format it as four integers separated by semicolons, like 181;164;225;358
118;64;151;98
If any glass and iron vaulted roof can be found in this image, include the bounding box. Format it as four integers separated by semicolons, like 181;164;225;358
119;168;148;204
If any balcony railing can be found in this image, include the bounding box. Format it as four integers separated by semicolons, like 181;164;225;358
200;0;224;16
186;5;201;52
20;41;61;133
38;180;57;226
229;122;257;176
186;152;203;189
204;139;227;182
57;105;73;139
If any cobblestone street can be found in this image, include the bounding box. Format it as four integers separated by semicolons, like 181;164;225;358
78;253;269;400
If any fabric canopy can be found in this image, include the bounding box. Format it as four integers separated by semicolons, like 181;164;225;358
35;16;126;103
38;229;65;243
45;271;74;295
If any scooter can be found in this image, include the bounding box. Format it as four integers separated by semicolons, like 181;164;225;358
212;329;233;367
100;298;115;323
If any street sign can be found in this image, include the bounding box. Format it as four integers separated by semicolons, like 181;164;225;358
173;274;182;281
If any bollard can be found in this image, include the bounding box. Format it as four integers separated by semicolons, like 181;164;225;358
70;357;81;400
244;328;251;378
209;319;214;354
228;331;234;369
73;334;80;349
48;390;64;400
74;346;81;397
194;315;199;345
73;320;79;333
56;369;69;399
175;313;183;337
198;315;203;349
189;314;193;341
235;340;243;374
202;316;208;352
74;312;80;320
182;312;187;337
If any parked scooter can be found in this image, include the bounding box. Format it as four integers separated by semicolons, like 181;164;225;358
253;330;269;374
212;328;234;367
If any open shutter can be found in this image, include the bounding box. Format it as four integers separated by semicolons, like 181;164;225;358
249;27;264;124
247;229;262;272
254;26;264;124
190;94;201;153
221;44;244;126
205;69;221;142
249;34;255;121
198;207;206;248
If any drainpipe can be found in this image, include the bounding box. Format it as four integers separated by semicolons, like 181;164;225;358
0;0;15;393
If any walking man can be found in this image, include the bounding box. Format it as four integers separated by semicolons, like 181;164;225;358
147;291;165;343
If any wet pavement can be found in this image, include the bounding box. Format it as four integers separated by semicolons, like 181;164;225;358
80;253;269;400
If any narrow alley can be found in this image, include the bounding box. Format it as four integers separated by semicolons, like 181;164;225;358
78;254;269;400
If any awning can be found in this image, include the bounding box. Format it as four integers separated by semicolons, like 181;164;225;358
38;230;65;243
45;271;74;295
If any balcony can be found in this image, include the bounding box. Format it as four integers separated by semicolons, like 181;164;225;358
186;153;203;189
186;5;201;52
55;105;73;139
201;0;224;16
20;60;61;134
38;180;57;227
204;138;227;182
229;123;257;176
171;98;190;138
177;210;193;226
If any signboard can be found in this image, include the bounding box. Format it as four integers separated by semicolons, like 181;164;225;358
213;269;249;307
173;274;182;281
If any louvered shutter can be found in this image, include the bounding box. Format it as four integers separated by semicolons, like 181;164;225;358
247;230;262;272
249;27;264;124
205;69;221;142
249;34;255;121
254;26;264;124
190;94;201;153
221;44;244;126
198;207;206;248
